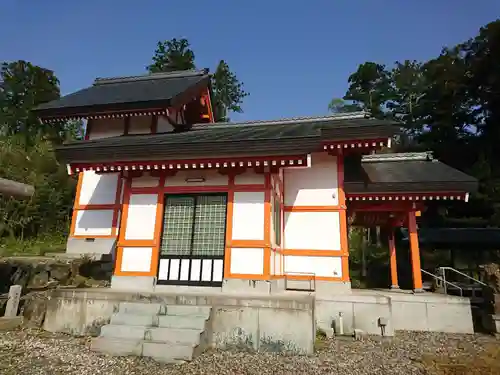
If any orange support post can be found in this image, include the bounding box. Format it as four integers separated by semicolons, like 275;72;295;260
408;211;423;292
388;229;399;289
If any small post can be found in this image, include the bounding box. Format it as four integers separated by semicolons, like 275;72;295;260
4;285;22;317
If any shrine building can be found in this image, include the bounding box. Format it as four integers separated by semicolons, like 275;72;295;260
34;69;478;295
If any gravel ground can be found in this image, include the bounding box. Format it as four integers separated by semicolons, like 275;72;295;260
0;329;498;375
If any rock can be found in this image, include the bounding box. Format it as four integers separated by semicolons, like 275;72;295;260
0;317;22;331
354;329;367;341
50;265;71;283
28;271;49;289
22;293;47;328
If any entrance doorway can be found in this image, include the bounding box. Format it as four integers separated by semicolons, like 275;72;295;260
156;193;227;287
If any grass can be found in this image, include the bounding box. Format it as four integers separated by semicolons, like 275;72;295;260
0;233;66;257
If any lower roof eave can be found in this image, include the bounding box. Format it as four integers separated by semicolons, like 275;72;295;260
346;191;471;203
65;153;313;175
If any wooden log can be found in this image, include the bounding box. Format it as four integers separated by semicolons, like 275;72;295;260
0;178;35;198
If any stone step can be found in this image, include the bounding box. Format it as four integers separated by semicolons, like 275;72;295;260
142;341;194;363
110;312;158;327
147;327;202;345
100;325;147;340
91;337;143;356
166;305;211;318
158;315;207;330
118;302;166;315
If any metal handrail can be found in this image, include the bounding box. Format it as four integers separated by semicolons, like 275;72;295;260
421;269;463;297
438;266;487;286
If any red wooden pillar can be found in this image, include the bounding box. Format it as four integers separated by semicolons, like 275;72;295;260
388;229;399;289
408;210;423;292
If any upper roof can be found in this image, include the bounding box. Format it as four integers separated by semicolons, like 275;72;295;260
55;112;398;163
34;70;210;119
344;152;478;193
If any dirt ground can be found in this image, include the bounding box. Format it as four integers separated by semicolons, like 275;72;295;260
0;329;498;375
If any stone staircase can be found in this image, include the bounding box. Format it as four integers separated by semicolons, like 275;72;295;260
91;302;213;363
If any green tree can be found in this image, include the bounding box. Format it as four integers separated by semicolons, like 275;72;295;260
343;62;393;118
146;38;248;122
0;60;63;146
327;98;363;114
147;38;196;73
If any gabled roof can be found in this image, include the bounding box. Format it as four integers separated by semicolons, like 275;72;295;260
344;152;478;193
34;70;210;119
55;113;399;163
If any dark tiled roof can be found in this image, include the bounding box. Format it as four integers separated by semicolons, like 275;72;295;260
34;70;210;118
344;152;478;193
55;113;399;163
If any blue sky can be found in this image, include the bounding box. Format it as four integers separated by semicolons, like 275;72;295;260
1;1;498;121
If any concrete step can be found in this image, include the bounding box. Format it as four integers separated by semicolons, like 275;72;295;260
158;315;207;330
166;305;211;318
147;327;202;345
91;337;143;356
118;302;166;315
142;341;194;363
100;324;146;340
110;312;158;327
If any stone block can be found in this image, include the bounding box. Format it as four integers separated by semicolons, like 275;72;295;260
110;313;157;327
158;315;207;330
118;302;165;315
166;305;211;318
147;327;202;344
100;325;147;340
4;285;22;317
91;337;142;356
142;342;194;363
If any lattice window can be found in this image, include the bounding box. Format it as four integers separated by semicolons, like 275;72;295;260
160;194;227;257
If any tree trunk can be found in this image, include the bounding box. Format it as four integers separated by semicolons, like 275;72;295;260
0;178;35;198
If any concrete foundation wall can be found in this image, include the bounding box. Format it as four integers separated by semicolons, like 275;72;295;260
44;289;315;354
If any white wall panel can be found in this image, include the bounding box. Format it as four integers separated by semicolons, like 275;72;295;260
124;194;158;240
284;255;343;278
270;251;275;275
284;211;341;250
232;192;265;240
284;156;338;207
230;247;264;275
129;115;151;134
131;175;160;188
165;170;228;187
234;172;264;185
74;210;114;236
88;118;125;140
79;171;119;205
120;247;153;272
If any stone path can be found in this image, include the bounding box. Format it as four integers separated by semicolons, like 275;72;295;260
0;329;498;375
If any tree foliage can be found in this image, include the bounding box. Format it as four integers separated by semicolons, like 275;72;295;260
146;38;248;122
331;19;500;226
0;60;78;250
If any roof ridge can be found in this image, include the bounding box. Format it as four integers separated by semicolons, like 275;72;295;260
94;69;209;86
192;112;371;129
362;151;433;163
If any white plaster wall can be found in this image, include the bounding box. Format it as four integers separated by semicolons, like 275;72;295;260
284;155;338;207
124;194;158;240
120;247;153;272
284;255;343;278
284;211;341;250
232;192;265;241
230;247;264;274
78;171;119;206
129;115;151;134
131;174;160;188
165;170;229;187
88;118;125;140
74;210;114;236
270;251;275;275
234;172;264;185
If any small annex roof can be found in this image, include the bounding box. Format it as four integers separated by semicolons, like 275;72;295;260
344;152;478;195
55;112;399;165
34;70;210;119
